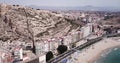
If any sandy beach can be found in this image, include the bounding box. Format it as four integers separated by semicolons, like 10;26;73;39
74;37;120;63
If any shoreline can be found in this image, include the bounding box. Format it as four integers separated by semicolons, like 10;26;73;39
90;45;120;63
74;37;120;63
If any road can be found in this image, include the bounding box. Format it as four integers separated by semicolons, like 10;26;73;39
47;33;120;63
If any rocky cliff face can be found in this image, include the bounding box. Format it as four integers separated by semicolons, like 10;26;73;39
0;4;81;43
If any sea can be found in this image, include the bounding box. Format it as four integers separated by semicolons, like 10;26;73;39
94;47;120;63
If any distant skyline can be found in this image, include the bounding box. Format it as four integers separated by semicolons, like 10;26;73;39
0;0;120;8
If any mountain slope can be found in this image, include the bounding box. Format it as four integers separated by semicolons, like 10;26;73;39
0;4;81;42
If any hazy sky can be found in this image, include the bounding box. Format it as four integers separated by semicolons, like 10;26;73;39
1;0;120;7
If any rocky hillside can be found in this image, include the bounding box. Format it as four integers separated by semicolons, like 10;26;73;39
100;15;120;29
0;4;82;43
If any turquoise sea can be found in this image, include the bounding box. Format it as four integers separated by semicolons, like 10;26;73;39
94;47;120;63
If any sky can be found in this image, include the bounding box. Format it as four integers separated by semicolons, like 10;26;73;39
0;0;120;7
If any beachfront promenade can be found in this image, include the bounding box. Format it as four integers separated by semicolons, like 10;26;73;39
47;33;120;63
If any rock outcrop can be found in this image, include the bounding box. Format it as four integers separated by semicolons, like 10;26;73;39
0;4;82;43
